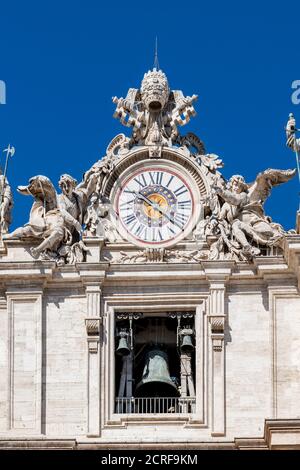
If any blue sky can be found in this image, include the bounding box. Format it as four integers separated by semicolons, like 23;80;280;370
0;0;300;230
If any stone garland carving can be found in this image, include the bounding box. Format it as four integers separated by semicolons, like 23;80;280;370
110;248;208;264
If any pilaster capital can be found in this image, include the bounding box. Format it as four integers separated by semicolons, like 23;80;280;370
202;261;234;285
77;262;108;287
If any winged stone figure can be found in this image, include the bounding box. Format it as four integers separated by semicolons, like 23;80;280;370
213;168;296;259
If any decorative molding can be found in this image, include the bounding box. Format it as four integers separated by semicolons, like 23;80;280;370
209;316;225;352
86;338;99;354
102;299;206;429
167;311;195;320
116;312;143;321
209;315;225;333
235;419;300;450
103;147;209;199
85;318;101;336
85;317;101;354
113;248;208;264
211;333;224;352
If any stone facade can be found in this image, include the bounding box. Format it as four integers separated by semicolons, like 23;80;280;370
0;69;300;450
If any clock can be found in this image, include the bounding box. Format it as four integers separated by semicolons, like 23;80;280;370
113;161;200;248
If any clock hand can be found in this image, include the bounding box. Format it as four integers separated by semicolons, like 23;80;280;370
156;206;184;231
134;191;154;206
134;191;184;231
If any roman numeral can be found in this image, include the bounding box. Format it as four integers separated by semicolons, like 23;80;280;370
119;199;135;209
174;212;189;227
177;200;191;209
156;172;163;185
166;175;174;188
134;224;146;238
174;185;188;197
147;171;164;185
123;213;136;225
133;174;147;187
123;189;135;194
149;172;156;185
151;229;163;242
167;226;176;236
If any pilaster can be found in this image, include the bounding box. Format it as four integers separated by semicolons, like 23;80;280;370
203;261;233;437
79;265;107;438
6;284;44;434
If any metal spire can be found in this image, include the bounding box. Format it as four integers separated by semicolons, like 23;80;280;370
154;36;160;70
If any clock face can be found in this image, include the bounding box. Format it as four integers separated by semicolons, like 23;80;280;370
115;166;195;247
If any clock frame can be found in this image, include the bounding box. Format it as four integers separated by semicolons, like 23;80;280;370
111;159;202;248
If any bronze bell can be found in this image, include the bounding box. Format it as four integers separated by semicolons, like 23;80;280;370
180;328;194;353
116;330;130;356
135;346;179;397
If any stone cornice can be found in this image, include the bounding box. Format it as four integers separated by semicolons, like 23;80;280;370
235;419;300;450
76;262;109;285
0;239;299;289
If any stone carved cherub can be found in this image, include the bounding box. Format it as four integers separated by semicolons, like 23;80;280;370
83;193;119;242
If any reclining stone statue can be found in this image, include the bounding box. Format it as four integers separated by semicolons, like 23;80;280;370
4;173;97;264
